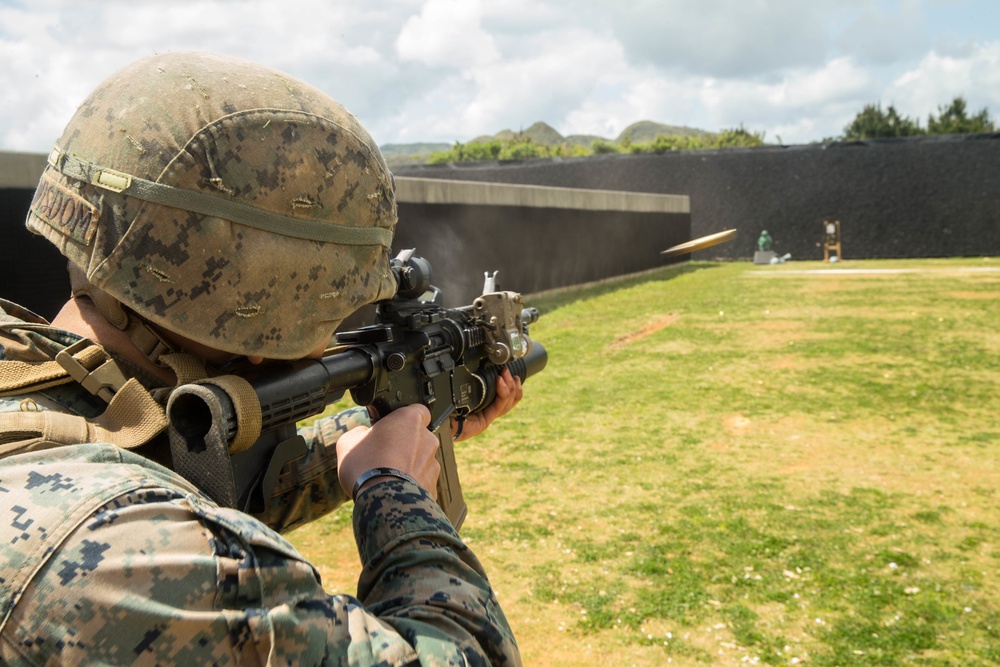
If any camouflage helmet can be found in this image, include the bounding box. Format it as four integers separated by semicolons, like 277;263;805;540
27;52;397;360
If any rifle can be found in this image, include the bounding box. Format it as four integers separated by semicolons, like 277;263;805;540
165;250;547;530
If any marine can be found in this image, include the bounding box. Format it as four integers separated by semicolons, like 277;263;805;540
0;52;522;666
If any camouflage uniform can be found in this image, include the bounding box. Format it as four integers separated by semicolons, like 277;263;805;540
0;300;520;665
0;51;520;665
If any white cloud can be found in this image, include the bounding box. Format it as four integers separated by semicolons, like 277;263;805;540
835;0;928;65
888;42;1000;120
381;26;631;141
395;0;500;68
556;58;879;145
562;74;702;140
1;0;999;152
462;29;628;131
696;59;880;141
599;0;847;76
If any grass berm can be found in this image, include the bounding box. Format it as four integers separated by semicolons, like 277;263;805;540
291;257;999;666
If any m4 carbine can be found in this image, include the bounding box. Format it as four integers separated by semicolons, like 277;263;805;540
166;251;547;530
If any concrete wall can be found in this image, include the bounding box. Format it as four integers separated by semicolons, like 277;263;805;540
395;133;1000;261
1;187;70;319
0;152;690;318
394;203;690;307
393;177;690;306
0;151;47;189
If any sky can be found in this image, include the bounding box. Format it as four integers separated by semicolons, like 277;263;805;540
1;0;999;153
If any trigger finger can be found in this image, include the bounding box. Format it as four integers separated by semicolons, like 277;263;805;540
402;403;433;428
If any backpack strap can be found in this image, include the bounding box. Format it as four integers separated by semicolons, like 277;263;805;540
0;377;168;454
0;340;116;398
0;337;185;455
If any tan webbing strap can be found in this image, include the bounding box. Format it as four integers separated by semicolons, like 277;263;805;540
89;378;169;446
0;360;73;397
125;318;175;366
70;269;178;368
159;352;208;385
0;378;167;455
198;375;261;454
0;410;81;454
0;344;108;398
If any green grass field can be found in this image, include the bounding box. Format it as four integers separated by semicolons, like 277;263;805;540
290;257;999;666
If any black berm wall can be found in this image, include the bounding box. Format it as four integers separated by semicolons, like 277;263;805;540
396;134;1000;261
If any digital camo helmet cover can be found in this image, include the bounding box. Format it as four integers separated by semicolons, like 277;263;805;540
27;52;397;359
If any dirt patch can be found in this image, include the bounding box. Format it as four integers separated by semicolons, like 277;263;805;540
809;280;847;293
609;313;678;349
771;355;807;370
753;320;805;331
950;291;1000;299
724;413;752;435
650;340;698;356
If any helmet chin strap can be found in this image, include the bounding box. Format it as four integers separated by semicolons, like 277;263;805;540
67;265;207;386
69;265;170;361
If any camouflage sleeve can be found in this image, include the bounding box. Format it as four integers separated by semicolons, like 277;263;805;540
353;479;522;667
255;406;371;533
4;480;518;666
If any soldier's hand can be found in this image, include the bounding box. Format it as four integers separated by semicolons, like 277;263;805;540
453;367;523;442
337;404;441;499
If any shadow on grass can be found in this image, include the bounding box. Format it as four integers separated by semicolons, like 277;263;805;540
524;261;724;314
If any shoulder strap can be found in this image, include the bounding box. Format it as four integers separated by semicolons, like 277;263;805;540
0;337;130;403
0;341;113;398
0;378;168;454
0;336;178;455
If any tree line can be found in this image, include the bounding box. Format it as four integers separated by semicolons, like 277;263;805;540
427;96;995;164
427;126;765;164
841;96;995;140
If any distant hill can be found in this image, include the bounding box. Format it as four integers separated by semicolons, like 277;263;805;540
469;120;710;147
616;120;712;143
379;119;713;168
520;121;565;145
469;129;517;144
380;142;452;156
380;142;451;170
564;133;607;147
